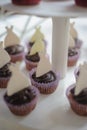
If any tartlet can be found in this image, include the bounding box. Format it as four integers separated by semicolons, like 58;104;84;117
4;64;39;116
4;26;24;63
0;42;11;88
68;35;80;67
70;22;82;49
66;84;87;116
4;86;39;116
68;47;80;67
25;38;45;71
66;64;87;116
30;52;60;94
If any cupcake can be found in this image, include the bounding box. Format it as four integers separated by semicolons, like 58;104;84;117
4;26;24;63
4;63;39;116
68;35;80;67
66;64;87;116
12;0;41;5
26;27;47;51
74;62;87;80
30;52;60;94
0;41;11;88
74;0;87;7
70;22;82;49
25;37;45;71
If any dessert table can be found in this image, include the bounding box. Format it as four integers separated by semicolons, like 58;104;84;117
1;0;87;78
0;1;87;130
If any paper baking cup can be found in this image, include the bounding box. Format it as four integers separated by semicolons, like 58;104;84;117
68;49;80;67
12;0;41;5
25;57;38;71
4;87;39;116
30;70;60;94
75;0;87;7
10;51;24;63
66;84;87;116
0;76;10;88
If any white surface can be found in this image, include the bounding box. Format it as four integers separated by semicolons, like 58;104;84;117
0;117;36;130
1;0;87;17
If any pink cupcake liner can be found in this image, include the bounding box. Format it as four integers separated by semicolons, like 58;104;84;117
66;84;87;116
12;0;41;5
75;0;87;7
68;49;80;67
0;76;11;88
10;51;24;63
30;70;60;94
4;87;39;116
25;57;38;71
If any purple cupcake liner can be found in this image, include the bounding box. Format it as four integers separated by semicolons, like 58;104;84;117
66;84;87;116
4;86;39;116
25;57;38;71
10;51;25;63
0;76;11;88
30;69;60;94
68;48;80;66
68;48;80;61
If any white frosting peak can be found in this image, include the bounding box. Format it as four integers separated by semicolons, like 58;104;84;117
7;64;31;96
30;27;44;42
69;35;75;48
36;51;52;77
0;41;10;68
30;39;45;55
4;26;20;47
75;62;87;95
70;22;78;39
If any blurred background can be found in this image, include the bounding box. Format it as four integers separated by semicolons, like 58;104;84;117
0;12;87;63
0;0;87;64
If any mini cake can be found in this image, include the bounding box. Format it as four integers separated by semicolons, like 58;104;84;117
4;26;24;63
30;52;60;94
68;35;80;67
74;0;87;7
66;64;87;116
70;22;82;49
25;38;45;71
74;62;87;80
0;41;11;88
4;63;39;116
27;27;47;51
12;0;41;5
